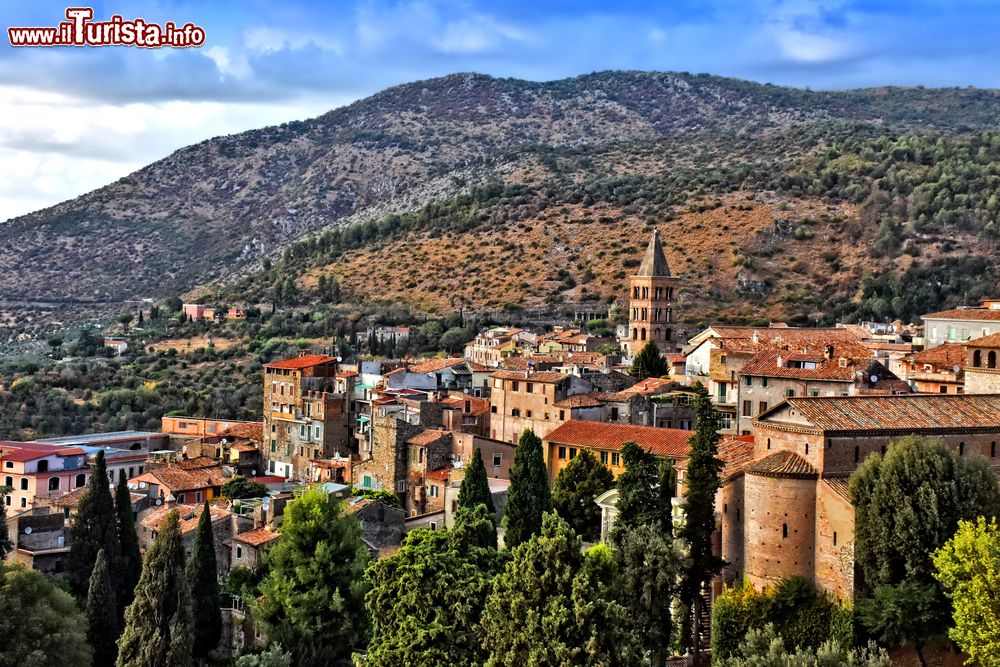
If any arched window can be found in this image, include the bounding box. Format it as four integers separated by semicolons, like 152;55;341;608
665;328;672;341
37;460;48;473
654;328;662;340
989;351;997;369
48;477;59;491
640;328;647;341
974;350;983;367
75;473;86;488
632;328;638;340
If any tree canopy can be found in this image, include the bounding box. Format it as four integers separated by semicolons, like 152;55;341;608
68;450;122;598
221;476;271;500
629;340;669;380
552;449;614;541
115;475;142;622
458;447;495;516
87;548;120;667
502;429;551;548
188;502;222;659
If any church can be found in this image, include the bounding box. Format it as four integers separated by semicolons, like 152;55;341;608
622;229;681;356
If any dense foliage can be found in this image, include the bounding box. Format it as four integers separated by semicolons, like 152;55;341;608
188;502;223;659
551;449;614;541
68;450;122;598
630;340;670;380
457;447;496;516
719;624;889;667
502;429;552;548
86;549;120;667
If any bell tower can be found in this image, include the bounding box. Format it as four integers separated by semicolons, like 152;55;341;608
624;229;679;355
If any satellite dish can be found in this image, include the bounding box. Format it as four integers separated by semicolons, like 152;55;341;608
336;356;343;363
155;498;163;506
23;527;31;535
869;375;879;383
251;469;258;476
261;497;271;509
953;364;961;373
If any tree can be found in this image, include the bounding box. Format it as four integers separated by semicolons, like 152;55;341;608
47;336;63;356
719;624;889;667
614;522;688;666
933;517;1000;666
502;429;552;548
678;382;724;657
850;435;1000;664
188;502;222;660
68;450;122;598
629;340;668;380
236;644;292;667
221;476;270;500
117;313;134;333
115;476;142;622
0;486;11;561
116;510;193;667
481;512;639;666
364;509;502;666
87;549;121;667
657;458;678;535
0;563;93;666
440;327;470;353
552;449;613;541
612;441;662;542
458;448;495;516
254;488;369;666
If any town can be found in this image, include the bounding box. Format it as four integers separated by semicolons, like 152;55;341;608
4;229;1000;665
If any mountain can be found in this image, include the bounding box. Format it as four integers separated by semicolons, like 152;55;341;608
3;71;1000;333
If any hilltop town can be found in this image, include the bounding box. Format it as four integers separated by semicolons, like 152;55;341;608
3;227;1000;665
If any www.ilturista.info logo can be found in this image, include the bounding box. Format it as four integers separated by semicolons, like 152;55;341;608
8;7;206;47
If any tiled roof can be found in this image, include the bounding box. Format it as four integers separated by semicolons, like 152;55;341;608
666;353;687;363
265;354;337;370
132;464;226;492
745;451;817;478
968;332;1000;348
408;357;468;374
222;422;263;442
718;435;756;480
637;229;671;277
591;391;636;403
823;477;852;503
141;503;230;534
406;429;450;447
424;467;452;482
491;370;568;383
769;394;1000;432
923;308;1000;322
544;420;691;458
176;456;218;470
232;528;280;547
554;394;605;408
905;343;966;367
499;356;562;370
336;371;359;378
740;344;876;382
624;377;673;395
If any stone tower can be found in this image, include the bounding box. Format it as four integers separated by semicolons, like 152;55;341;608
624;229;679;355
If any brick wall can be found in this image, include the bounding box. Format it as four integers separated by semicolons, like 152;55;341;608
966;368;1000;394
744;473;816;589
814;482;855;599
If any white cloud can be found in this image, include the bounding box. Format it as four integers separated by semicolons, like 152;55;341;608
432;15;534;54
244;26;343;55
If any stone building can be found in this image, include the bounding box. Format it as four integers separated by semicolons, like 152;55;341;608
488;370;592;443
922;299;1000;347
622;229;680;355
262;354;350;480
965;332;1000;393
719;393;1000;600
139;503;245;577
900;343;967;394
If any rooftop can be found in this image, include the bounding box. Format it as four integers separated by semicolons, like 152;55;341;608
923;308;1000;322
967;332;1000;348
232;528;281;547
636;228;671;278
745;450;818;479
491;370;568;383
406;429;451;447
407;357;469;374
544;420;692;458
553;394;605;408
905;342;966;367
264;354;337;370
762;394;1000;432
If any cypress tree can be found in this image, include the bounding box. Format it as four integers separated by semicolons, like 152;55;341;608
629;340;669;380
115;476;142;623
502;429;551;549
116;510;194;667
188;502;222;660
68;450;122;598
86;549;120;667
458;448;495;516
658;457;678;536
551;449;614;542
678;383;725;658
611;441;661;543
0;487;11;560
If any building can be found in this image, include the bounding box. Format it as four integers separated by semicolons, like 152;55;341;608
129;459;227;505
263;354;350;480
182;304;216;321
719;394;1000;600
622;229;680;356
140;503;239;576
1;443;89;512
104;337;128;355
922;299;1000;347
385;357;491;397
4;509;70;574
966;333;1000;393
488;370;592;443
161;416;262;439
542;420;692;485
901;343;967;394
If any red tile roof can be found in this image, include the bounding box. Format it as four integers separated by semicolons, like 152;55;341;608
0;444;86;462
764;394;1000;432
544;420;691;458
131;464;226;492
222;422;263;442
553;394;605;408
141;503;231;534
232;528;281;547
740;344;876;382
406;429;450;447
265;354;337;370
745;451;817;478
424;467;452;482
491;370;567;383
718;435;756;480
968;332;1000;348
407;357;468;374
905;343;966;367
923;308;1000;322
823;477;852;503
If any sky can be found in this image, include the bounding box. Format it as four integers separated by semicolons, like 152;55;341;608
2;0;1000;222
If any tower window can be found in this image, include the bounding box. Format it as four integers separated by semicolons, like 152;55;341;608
833;532;838;546
782;524;788;539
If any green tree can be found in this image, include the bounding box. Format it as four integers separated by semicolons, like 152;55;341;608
439;327;470;353
481;512;639;666
117;313;134;333
678;382;724;657
221;476;270;500
552;449;613;541
614;522;688;666
116;510;194;667
188;502;222;660
364;509;502;666
850;435;1000;664
0;486;11;560
68;450;122;598
0;563;93;666
720;624;889;667
502;429;552;548
47;336;63;356
115;476;142;623
933;517;1000;667
657;458;678;535
254;488;369;666
235;644;292;667
87;549;121;667
458;447;495;516
629;340;669;380
612;441;662;542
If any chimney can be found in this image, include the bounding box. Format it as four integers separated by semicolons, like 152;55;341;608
751;332;760;344
825;345;834;359
776;355;784;368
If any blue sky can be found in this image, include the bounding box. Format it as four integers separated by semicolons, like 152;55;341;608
2;0;1000;221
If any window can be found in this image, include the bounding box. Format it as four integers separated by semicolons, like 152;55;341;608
491;406;497;414
719;413;733;430
766;438;771;450
810;390;819;397
805;443;809;456
177;494;186;503
990;351;998;369
569;448;577;460
3;462;11;469
526;383;534;393
20;497;26;508
940;386;948;394
960;442;965;456
833;532;838;546
600;452;608;465
3;476;9;487
526;410;532;418
428;485;439;498
610;407;619;421
762;377;769;388
611;453;620;466
236;546;243;559
512;381;519;392
744;376;752;387
993;442;997;458
782;523;788;539
759;401;768;414
75;473;86;488
974;350;983;367
558;446;567;460
559;410;565;420
47;477;59;491
854;446;860;463
511;408;520;417
742;400;752;417
37;460;48;473
20;478;28;490
363;475;372;489
492;453;502;467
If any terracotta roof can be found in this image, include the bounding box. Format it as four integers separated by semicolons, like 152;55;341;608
175;456;218;470
222;422;263;442
544;420;691;458
337;371;359;378
424;467;452;482
718;435;756;480
132;464;226;492
232;528;281;547
823;477;852;503
265;354;337;370
923;308;1000;322
745;451;817;479
407;357;468;374
0;444;87;462
766;394;1000;432
554;394;605;408
592;391;636;403
624;377;673;395
968;332;1000;348
406;429;450;447
666;353;687;363
905;343;966;367
491;370;568;383
740;344;875;382
499;356;562;370
141;503;230;535
384;367;406;376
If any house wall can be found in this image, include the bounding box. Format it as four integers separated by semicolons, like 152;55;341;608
744;473;816;589
966;368;1000;394
490;377;590;444
814;484;855;599
718;475;745;586
451;433;516;479
924;318;1000;347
